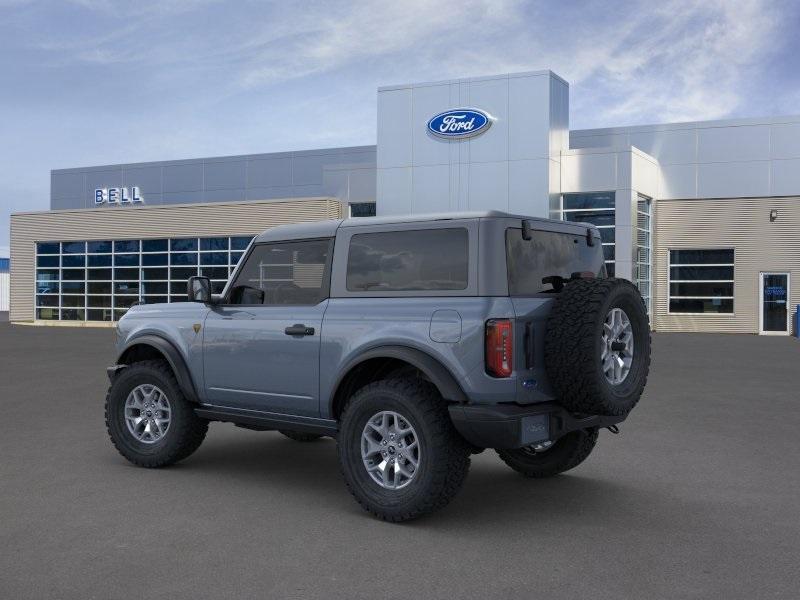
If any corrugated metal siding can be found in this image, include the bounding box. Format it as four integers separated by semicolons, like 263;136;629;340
654;197;800;333
0;272;9;311
10;198;343;322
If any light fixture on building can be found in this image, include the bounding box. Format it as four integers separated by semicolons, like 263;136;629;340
769;209;778;222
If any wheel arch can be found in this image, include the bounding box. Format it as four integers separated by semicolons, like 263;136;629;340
328;345;468;420
116;335;200;403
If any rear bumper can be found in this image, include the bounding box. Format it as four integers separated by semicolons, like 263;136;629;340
448;402;626;450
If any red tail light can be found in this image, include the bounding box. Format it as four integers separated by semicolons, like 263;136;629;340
485;319;513;378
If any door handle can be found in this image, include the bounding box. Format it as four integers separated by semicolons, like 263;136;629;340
284;324;315;336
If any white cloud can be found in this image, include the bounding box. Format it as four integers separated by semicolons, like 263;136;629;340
571;0;782;124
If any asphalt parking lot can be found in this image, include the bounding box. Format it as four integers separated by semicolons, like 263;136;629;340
1;323;799;599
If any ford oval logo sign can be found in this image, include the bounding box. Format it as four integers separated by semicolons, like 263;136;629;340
427;108;493;139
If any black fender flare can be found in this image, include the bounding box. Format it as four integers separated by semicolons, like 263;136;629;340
329;345;468;415
116;335;200;403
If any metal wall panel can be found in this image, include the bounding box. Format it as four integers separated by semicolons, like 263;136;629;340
697;161;771;198
204;160;246;190
771;158;800;196
653;196;800;333
51;147;376;209
771;123;800;159
162;163;204;193
10;198;343;322
571;115;800;200
697;125;770;163
377;71;567;218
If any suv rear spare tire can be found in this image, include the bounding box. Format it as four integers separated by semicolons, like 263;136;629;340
544;278;650;416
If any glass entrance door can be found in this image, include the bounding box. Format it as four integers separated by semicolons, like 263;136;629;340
759;273;790;335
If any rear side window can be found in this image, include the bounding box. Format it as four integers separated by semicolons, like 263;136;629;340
346;228;468;292
506;228;605;295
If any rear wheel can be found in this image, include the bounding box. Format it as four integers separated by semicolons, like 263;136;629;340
496;428;599;478
279;430;323;442
105;360;208;468
337;378;470;521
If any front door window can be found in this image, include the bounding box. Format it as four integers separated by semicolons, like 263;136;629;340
760;273;790;334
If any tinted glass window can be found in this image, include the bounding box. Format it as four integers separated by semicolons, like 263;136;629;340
668;248;734;314
562;192;615;210
62;269;85;281
506;228;605;295
87;241;112;253
230;236;253;251
231;239;332;305
200;252;227;265
37;242;59;254
142;239;168;252
115;254;139;266
37;255;59;267
88;254;112;267
62;241;86;254
350;202;377;217
114;240;139;253
564;211;615;226
346;229;468;292
171;253;198;265
142;253;168;266
62;255;85;267
200;237;228;251
170;238;197;251
669;249;734;264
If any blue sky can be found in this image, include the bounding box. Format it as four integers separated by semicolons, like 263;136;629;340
1;0;799;249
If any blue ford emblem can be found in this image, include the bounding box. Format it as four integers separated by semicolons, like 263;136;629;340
427;108;493;139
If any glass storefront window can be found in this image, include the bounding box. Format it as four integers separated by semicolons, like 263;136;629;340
668;248;734;314
560;192;616;277
635;196;652;313
33;234;254;321
349;202;377;218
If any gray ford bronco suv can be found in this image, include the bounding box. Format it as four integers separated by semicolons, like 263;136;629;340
106;211;650;521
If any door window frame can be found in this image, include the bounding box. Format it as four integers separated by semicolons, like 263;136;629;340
758;272;791;335
220;237;335;307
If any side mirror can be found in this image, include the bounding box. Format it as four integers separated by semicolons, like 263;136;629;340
187;276;212;303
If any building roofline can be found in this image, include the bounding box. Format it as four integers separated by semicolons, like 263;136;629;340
51;145;377;174
572;114;800;137
378;69;568;92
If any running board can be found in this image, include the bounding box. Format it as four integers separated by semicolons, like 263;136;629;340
194;405;338;436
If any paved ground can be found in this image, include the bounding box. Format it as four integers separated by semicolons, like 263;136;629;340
1;323;799;599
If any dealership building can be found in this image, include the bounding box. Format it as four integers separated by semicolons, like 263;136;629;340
9;69;800;334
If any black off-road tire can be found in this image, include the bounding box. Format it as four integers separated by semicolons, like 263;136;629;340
279;430;324;442
496;428;599;478
545;278;650;416
105;360;208;468
337;378;471;522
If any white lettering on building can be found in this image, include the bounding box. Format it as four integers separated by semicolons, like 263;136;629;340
94;187;143;205
438;115;476;133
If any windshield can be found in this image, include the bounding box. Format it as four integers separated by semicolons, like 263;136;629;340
505;228;605;295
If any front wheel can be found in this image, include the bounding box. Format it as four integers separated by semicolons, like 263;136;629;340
105;360;208;468
337;378;471;521
496;428;599;478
